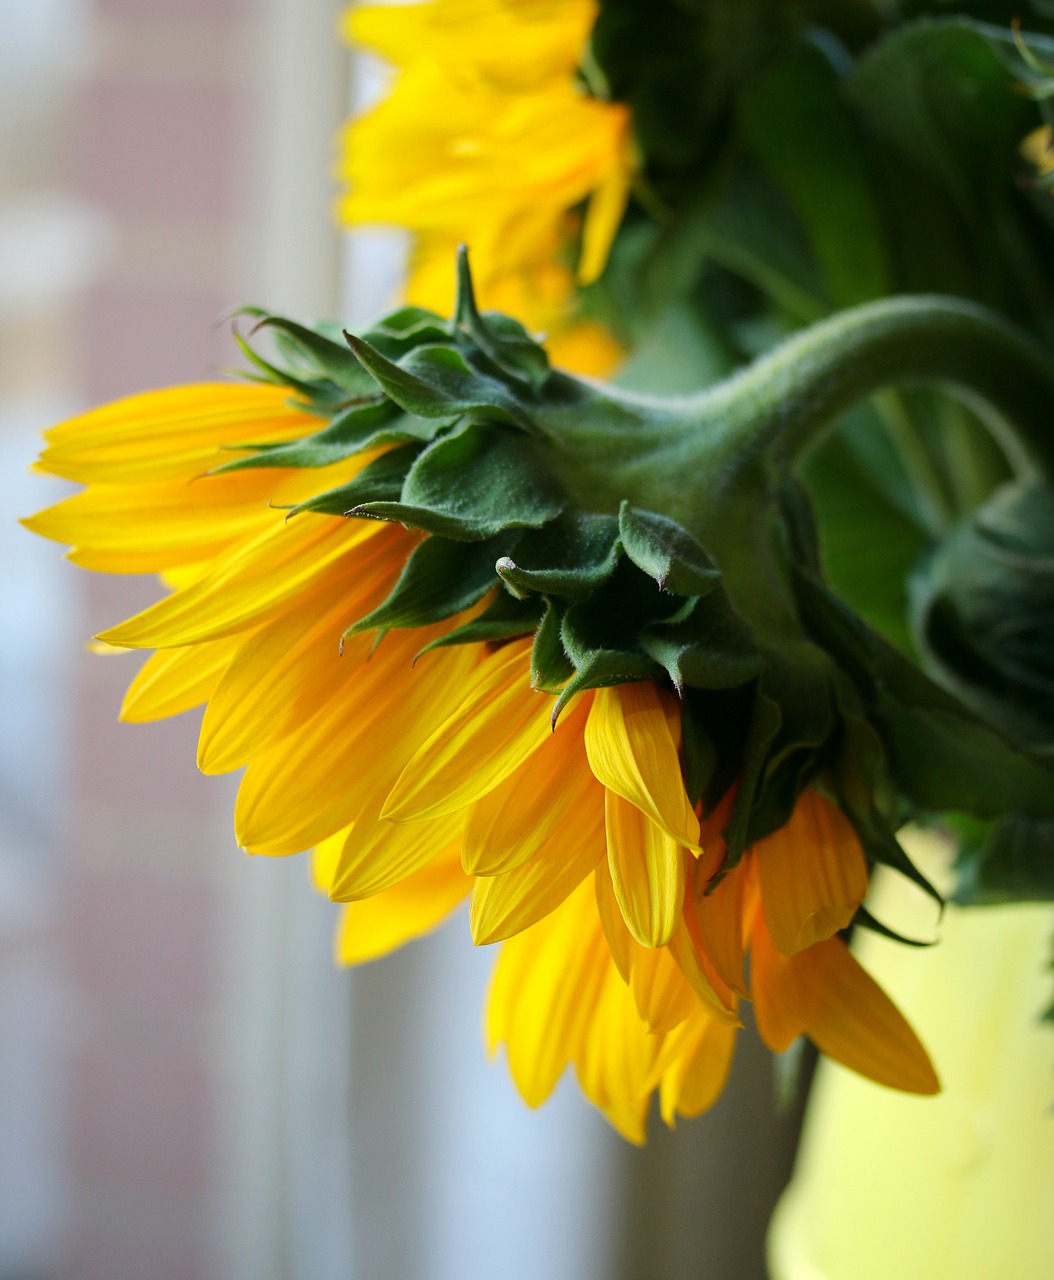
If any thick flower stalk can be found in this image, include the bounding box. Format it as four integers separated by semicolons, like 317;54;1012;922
26;254;1054;1140
338;0;630;374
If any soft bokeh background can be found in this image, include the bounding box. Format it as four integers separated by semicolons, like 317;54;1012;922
1;2;800;1276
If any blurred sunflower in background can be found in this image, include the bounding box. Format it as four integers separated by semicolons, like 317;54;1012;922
338;0;631;374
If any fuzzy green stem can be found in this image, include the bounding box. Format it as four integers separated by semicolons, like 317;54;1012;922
690;294;1054;478
538;294;1054;534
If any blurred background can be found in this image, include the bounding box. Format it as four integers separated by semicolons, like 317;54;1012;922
0;1;800;1276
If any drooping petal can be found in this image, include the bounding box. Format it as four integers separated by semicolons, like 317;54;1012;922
469;788;605;944
585;683;701;851
750;904;819;1053
575;962;659;1145
800;938;940;1095
604;789;684;948
461;694;594;875
657;1014;738;1126
486;877;609;1107
383;640;554;822
628;939;698;1034
335;845;471;965
755;789;869;956
594;862;634;983
689;858;753;998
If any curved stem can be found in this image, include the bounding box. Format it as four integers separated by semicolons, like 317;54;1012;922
691;295;1054;479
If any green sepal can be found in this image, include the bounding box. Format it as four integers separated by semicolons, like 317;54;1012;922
793;566;1054;819
231;328;338;408
207;400;444;474
639;589;761;694
495;513;621;600
453;245;550;392
551;587;665;722
680;700;719;808
531;601;575;693
241;311;380;395
283;444;422;518
413;590;541;657
721;688;783;867
618;502;722;596
832;706;942;906
853;905;937;948
345;333;531;426
361;307;453;359
346;532;516;635
354;423;565;541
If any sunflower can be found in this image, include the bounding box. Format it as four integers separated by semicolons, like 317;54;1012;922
338;0;631;374
25;281;952;1142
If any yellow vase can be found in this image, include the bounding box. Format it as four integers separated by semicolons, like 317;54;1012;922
768;833;1054;1280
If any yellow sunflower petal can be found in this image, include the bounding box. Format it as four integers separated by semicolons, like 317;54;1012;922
628;939;698;1034
311;826;350;894
330;806;465;902
235;638;478;856
575;963;659;1145
755;789;869;956
585;683;701;851
594;861;634;982
461;693;594;874
751;906;819;1054
469;786;605;944
197;529;405;773
119;634;245;722
486;877;610;1107
335;845;472;965
802;937;940;1096
38;384;315;484
604;788;684;948
382;640;553;822
98;513;378;649
577;129;631;286
658;1015;738;1126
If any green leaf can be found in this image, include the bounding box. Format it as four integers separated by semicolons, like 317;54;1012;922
794;567;1054;819
953;813;1054;904
910;480;1054;742
347;533;515;634
355;423;565;541
284;445;421;518
495;513;621;600
618;502;722;596
740;39;889;307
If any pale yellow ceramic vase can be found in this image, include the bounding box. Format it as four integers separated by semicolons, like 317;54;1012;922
768;833;1054;1280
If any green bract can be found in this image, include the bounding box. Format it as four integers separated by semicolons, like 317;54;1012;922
222;251;1054;912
